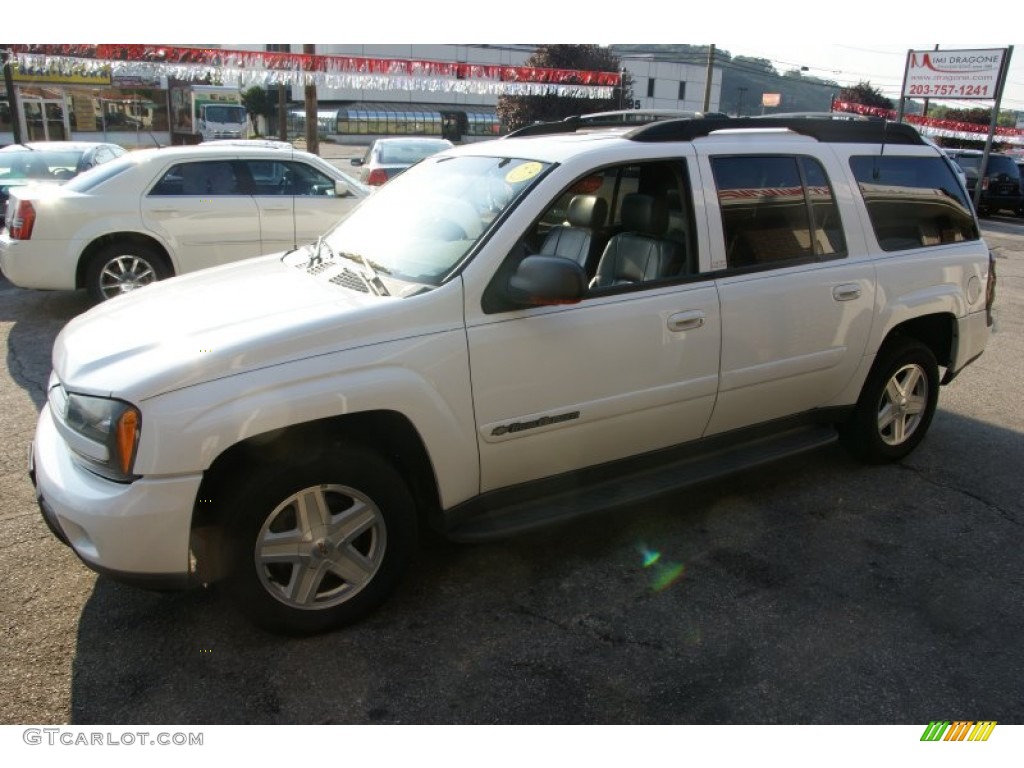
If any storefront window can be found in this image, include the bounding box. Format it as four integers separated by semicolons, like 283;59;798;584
0;92;12;134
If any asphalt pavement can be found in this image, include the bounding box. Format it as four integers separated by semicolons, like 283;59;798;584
1;212;1022;727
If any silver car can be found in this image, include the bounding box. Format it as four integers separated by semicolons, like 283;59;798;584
350;137;453;186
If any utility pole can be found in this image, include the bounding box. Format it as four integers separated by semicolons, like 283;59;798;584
702;44;715;113
266;44;290;142
2;47;23;144
736;86;747;117
303;44;319;155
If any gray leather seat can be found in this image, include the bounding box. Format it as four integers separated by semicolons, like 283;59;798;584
590;193;679;288
539;194;608;270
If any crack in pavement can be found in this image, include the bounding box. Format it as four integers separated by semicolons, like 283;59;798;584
897;461;1022;527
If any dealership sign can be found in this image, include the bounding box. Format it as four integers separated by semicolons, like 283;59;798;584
903;48;1007;99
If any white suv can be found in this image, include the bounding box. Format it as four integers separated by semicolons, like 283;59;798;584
0;143;368;301
29;115;995;634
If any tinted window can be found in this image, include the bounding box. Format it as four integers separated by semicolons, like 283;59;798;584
244;159;338;196
713;155;846;269
150;161;240;196
850;156;978;251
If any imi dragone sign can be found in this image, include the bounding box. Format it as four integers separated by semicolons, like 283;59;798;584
903;48;1007;99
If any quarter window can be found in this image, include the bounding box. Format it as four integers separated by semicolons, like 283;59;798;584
713;155;846;269
850;156;979;251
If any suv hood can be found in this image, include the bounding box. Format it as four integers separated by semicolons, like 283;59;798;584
53;253;409;400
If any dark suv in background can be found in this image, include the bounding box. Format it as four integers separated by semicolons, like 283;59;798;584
945;149;1024;217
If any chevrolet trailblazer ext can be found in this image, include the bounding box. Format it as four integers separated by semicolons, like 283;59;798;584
28;115;994;634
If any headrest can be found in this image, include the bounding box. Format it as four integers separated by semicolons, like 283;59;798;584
621;193;668;236
567;194;608;228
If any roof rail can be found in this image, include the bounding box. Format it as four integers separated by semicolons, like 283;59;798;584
625;116;927;145
503;109;729;139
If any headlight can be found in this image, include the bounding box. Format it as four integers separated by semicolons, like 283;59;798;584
51;387;141;482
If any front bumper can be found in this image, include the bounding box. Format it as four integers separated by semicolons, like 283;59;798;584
31;403;203;587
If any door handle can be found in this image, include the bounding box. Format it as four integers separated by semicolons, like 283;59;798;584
667;310;706;332
832;283;862;302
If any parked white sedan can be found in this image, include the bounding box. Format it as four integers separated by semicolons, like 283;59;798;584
0;144;368;301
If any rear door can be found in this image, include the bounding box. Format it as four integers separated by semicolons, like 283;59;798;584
700;152;875;435
142;159;261;272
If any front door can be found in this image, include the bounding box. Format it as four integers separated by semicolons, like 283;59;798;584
22;97;68;141
464;156;721;493
466;283;722;492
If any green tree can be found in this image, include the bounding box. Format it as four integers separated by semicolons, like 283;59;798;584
839;81;893;110
241;86;275;136
497;45;629;131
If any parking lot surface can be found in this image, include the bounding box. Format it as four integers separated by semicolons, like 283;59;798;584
1;215;1022;725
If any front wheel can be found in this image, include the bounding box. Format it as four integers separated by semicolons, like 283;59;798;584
222;446;418;635
838;338;939;464
86;241;171;302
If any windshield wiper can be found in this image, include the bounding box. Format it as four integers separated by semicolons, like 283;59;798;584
355;252;391;296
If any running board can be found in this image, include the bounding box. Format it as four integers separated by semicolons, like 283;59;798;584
444;424;838;542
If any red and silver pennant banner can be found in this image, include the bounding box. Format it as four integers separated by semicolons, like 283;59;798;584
832;99;1024;145
11;44;620;99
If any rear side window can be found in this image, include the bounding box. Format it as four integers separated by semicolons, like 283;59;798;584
150;161;241;196
63;156;134;192
850;156;978;251
713;155;846;269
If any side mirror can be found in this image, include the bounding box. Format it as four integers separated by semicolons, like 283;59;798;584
350;158;363;167
507;255;586;307
334;180;353;198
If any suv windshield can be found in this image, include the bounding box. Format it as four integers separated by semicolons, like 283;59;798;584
315;155;551;286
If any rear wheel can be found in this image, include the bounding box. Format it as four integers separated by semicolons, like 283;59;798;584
222;445;418;635
86;241;171;302
839;338;939;464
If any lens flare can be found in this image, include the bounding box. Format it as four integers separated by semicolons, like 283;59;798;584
650;563;686;592
637;542;686;591
639;545;661;568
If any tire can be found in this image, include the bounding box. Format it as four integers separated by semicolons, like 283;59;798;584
222;445;418;635
86;241;171;302
839;337;939;464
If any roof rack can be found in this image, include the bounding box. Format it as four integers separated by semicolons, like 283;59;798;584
503;109;729;139
625;116;926;145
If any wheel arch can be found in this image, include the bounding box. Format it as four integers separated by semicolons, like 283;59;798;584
76;232;174;289
880;312;956;370
189;410;442;582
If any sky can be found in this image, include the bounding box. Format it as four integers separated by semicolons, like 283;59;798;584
11;2;1023;115
713;42;1024;114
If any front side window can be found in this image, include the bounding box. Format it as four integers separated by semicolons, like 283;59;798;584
522;159;697;289
850;155;978;251
713;155;846;269
242;159;337;196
